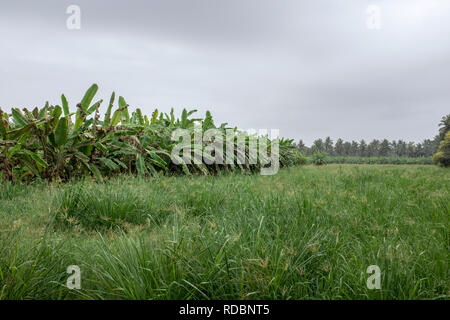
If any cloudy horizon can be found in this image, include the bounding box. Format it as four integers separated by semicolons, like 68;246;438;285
1;0;449;145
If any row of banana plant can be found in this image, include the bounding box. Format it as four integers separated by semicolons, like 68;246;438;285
0;84;305;182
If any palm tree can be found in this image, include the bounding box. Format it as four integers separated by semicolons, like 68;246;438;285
350;141;359;156
438;114;450;142
396;140;407;157
297;139;308;155
335;138;344;156
407;142;416;157
343;141;352;156
379;139;391;156
324;137;334;155
433;131;450;167
368;139;380;157
311;138;324;154
359;139;367;157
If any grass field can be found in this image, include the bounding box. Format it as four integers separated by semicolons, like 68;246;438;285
322;156;433;165
0;164;448;300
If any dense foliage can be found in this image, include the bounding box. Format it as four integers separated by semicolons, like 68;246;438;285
0;84;304;182
433;131;450;167
311;151;327;166
297;137;438;158
296;114;449;168
436;114;450;143
1;165;448;299
295;131;447;159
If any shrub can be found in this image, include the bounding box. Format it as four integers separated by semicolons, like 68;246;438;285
295;151;308;165
433;131;450;167
312;151;327;166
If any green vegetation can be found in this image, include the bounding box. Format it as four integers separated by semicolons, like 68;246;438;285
0;86;448;300
433;131;450;167
323;156;433;165
311;151;327;165
1;165;448;300
0;84;304;183
432;114;450;167
296;114;450;160
297;137;438;158
436;115;450;143
297;114;449;168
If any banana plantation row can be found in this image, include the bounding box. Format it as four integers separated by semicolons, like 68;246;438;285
0;84;305;182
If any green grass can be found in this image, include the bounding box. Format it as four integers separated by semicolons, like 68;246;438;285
0;165;448;299
321;156;433;165
326;156;433;164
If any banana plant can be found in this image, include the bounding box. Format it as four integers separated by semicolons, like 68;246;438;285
0;83;303;183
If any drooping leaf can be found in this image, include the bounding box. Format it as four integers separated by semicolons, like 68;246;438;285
99;157;119;171
145;150;167;169
136;155;147;176
11;108;29;127
187;109;197;117
83;160;103;181
114;159;128;169
8;123;34;140
20;157;40;177
21;150;48;168
87;99;103;116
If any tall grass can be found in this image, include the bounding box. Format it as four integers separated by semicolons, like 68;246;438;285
0;165;448;299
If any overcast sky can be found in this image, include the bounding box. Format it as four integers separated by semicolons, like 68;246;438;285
1;0;449;144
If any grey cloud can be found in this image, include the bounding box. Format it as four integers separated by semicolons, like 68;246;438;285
0;0;449;145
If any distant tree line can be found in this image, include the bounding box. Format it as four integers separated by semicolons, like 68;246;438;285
296;114;450;159
295;137;437;157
